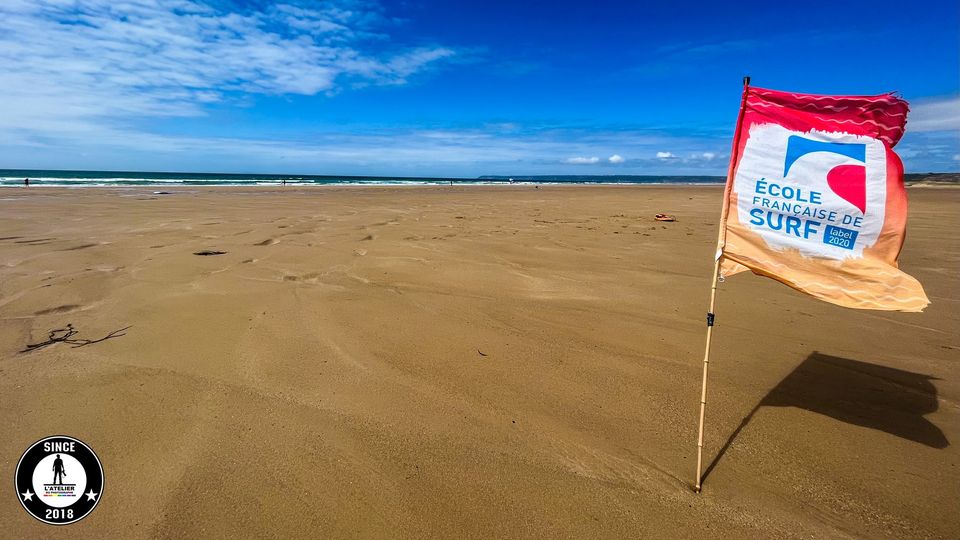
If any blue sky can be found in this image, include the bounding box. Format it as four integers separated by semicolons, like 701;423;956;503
0;0;956;177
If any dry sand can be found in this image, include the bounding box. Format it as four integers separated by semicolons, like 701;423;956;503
0;185;957;538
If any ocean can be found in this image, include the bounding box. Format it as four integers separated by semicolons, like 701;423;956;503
0;169;725;187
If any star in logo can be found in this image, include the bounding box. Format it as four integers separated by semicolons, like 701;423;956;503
21;489;34;502
85;489;98;501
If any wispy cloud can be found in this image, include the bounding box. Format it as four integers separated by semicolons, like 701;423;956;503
0;0;455;135
565;156;600;164
908;95;960;132
0;117;731;176
608;154;624;164
656;151;676;159
892;95;960;171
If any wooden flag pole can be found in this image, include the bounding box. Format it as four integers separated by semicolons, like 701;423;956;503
694;76;750;493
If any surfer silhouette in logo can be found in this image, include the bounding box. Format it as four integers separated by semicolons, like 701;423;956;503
52;454;66;484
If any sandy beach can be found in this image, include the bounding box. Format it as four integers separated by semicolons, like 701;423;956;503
1;185;957;538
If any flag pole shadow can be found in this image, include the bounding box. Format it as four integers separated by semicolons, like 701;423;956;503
700;351;948;486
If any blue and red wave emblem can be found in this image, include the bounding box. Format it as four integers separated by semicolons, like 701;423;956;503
784;135;867;214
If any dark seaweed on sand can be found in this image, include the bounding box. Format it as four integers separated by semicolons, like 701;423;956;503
21;324;131;353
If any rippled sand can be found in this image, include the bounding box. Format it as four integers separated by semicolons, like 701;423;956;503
1;185;957;538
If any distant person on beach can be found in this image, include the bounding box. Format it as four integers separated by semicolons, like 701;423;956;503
282;179;286;186
24;177;29;187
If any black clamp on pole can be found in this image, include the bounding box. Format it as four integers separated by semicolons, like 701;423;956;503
706;312;715;327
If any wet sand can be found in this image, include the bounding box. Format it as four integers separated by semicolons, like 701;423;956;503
1;185;957;538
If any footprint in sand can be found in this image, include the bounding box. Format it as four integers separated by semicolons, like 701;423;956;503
60;243;98;251
34;304;82;315
15;238;55;244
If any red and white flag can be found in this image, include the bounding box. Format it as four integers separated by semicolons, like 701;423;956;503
718;86;929;311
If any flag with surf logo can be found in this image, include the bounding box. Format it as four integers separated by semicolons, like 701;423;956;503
717;85;929;312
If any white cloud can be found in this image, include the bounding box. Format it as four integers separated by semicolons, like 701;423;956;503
608;154;625;164
0;1;455;135
656;151;676;159
700;152;717;160
908;96;960;133
0;119;731;176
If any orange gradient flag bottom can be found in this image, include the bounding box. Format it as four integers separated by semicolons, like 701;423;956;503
718;86;929;312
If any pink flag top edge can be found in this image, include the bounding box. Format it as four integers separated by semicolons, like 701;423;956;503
718;86;929;312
